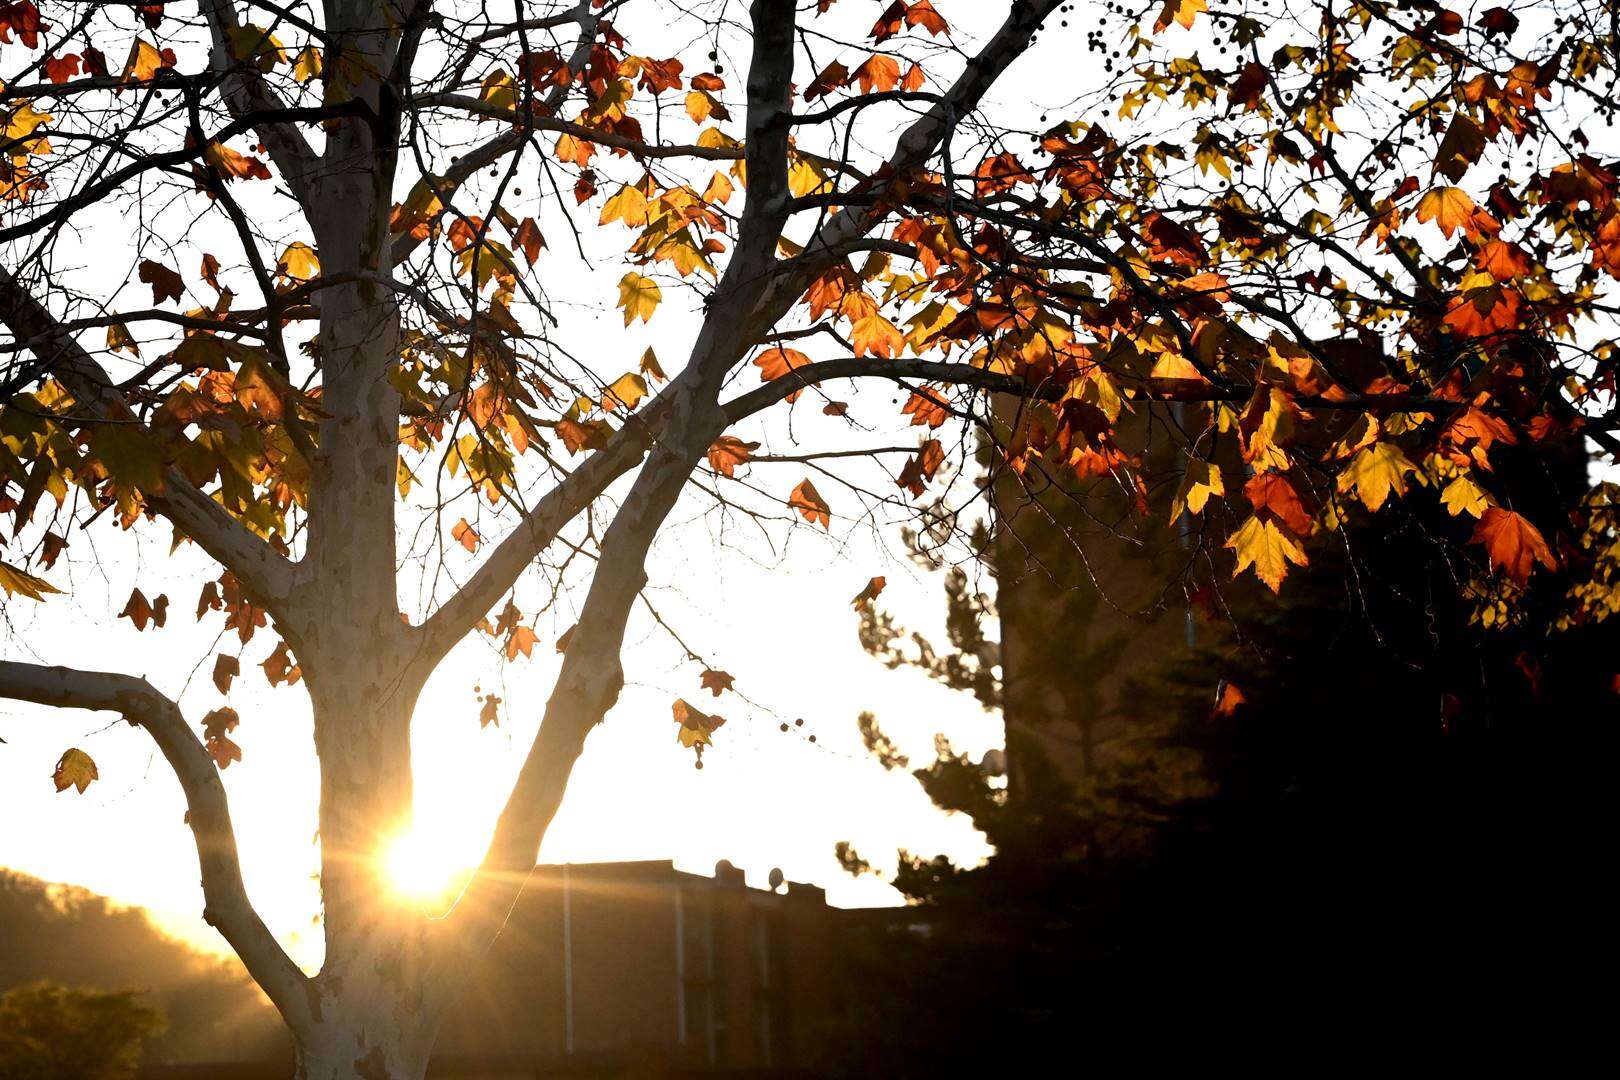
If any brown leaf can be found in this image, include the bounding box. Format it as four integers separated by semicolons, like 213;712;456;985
700;669;734;697
138;258;184;305
212;653;240;695
789;479;830;529
851;576;886;608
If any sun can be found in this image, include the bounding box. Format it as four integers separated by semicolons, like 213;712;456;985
380;824;462;902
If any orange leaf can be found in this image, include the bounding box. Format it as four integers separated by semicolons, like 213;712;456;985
212;653;239;695
452;518;480;552
853;54;900;94
1470;507;1556;585
707;435;760;477
789;479;830;528
851;575;886;608
506;625;539;660
754;346;811;401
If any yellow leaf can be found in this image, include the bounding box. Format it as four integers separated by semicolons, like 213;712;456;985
0;559;61;601
480;69;517;113
617;272;661;326
1440;473;1492;518
52;748;98;794
1170;459;1223;522
640;347;667;383
602;372;649;412
276;242;320;282
122;39;165;83
1415;186;1478;239
227;25;287;72
106;322;139;357
1154;0;1208;33
851;314;904;359
600;183;650;227
1336;442;1415;511
1226;514;1308;592
292;46;322;84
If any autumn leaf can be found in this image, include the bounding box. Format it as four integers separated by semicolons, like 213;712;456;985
672;698;726;754
276;242;319;282
905;0;949;36
478;692;501;729
138;259;184;304
1244;473;1312;536
513;217;545;265
853;55;900;94
0;560;60;601
201;707;241;769
707;435;759;477
52;749;98;794
851;314;903;359
700;669;734;697
1226;514;1308;592
754;346;811;401
1471;507;1556;585
452;518;480;552
1214;682;1246;716
1336;443;1415;512
119;588;169;631
1154;0;1208;33
262;641;302;687
212;653;239;695
616;272;661;326
851;576;886;608
1440;474;1491;518
789;479;830;529
1415;186;1478;239
640;347;667;383
121;38;166;82
601;372;649;412
506;625;539;660
1171;459;1224;522
291;45;322;83
805;61;849;102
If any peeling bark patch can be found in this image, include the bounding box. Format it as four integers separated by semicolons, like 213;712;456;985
355;1044;389;1080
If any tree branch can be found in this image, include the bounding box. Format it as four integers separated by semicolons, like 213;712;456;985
0;660;314;1037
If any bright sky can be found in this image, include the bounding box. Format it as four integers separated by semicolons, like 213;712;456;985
0;1;1091;970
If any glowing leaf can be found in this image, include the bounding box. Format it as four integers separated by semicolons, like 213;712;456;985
1336;443;1415;511
1226;514;1308;592
52;749;98;794
851;576;886;608
616;272;661;326
0;560;59;601
276;242;320;282
602;372;649;412
707;436;759;477
1154;0;1207;33
673;698;725;753
754;346;811;402
452;518;480;552
1471;507;1556;585
1441;474;1491;518
1171;459;1224;522
789;479;830;529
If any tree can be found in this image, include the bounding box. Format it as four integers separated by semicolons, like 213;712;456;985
1;1;1617;1076
0;983;164;1080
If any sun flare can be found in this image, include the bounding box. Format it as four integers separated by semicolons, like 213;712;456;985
381;825;462;902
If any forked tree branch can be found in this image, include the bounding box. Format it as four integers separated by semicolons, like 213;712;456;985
0;660;314;1036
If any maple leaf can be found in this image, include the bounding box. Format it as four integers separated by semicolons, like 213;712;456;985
789;479;830;529
262;641;302;687
805;61;849;102
707;435;759;477
1470;507;1556;585
201;707;241;769
1244;473;1312;536
905;0;949;36
1415;186;1479;239
1171;459;1224;522
601;372;649;412
43;54;80;84
121;38;168;82
869;0;907;41
902;388;948;428
754;346;811;401
1154;0;1207;33
505;625;539;660
138;258;184;304
52;749;98;794
851;314;903;359
672;698;726;752
203;142;271;181
513;217;545;265
1226;514;1308;592
851;576;886;608
119;588;169;631
478;692;501;728
1440;474;1491;518
616;272;661;326
700;669;734;697
452;518;480;552
0;560;60;601
853;55;900;94
1229;62;1268;111
1336;443;1415;512
276;242;319;281
1214;682;1246;717
212;653;239;695
896;439;945;497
